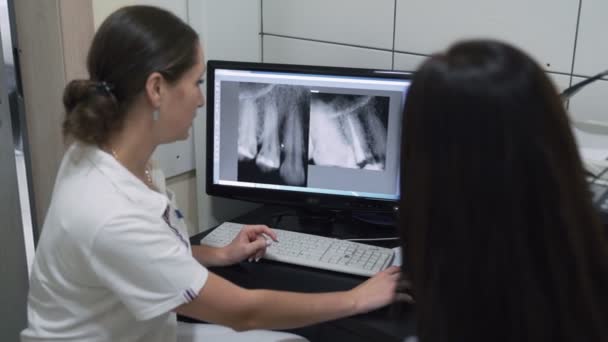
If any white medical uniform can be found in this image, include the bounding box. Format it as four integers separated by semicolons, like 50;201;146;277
21;143;207;342
21;143;308;342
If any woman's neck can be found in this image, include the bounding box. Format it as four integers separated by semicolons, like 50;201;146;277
105;106;157;186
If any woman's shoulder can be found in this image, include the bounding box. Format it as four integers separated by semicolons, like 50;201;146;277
49;143;168;241
54;156;125;217
48;145;132;234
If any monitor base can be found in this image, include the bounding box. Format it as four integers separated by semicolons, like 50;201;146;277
264;206;398;241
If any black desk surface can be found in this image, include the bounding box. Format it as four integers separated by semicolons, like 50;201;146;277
186;205;416;342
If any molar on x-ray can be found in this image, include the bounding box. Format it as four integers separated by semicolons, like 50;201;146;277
309;93;389;170
237;82;310;187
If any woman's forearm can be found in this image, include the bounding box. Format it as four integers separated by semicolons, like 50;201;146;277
176;272;360;331
237;288;359;330
191;245;228;267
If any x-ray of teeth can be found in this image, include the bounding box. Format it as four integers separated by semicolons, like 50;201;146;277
237;84;274;160
237;82;310;186
309;93;389;170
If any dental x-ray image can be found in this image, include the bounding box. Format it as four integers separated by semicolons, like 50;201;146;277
308;93;389;170
237;82;310;186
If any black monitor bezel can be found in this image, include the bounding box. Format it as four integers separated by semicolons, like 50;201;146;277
205;60;412;212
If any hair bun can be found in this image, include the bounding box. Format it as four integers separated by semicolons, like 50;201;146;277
62;79;120;145
63;79;96;113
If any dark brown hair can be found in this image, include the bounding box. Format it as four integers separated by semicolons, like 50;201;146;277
62;5;199;145
400;40;608;341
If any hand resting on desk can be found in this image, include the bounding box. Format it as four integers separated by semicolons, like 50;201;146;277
215;224;416;306
183;223;414;332
350;266;414;312
176;265;406;330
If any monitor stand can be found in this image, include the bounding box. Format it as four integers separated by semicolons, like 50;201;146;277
294;208;345;235
265;206;398;242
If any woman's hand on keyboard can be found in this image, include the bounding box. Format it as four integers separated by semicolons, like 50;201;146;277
349;266;404;313
223;225;278;265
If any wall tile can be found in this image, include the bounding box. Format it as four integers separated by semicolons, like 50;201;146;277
263;0;394;50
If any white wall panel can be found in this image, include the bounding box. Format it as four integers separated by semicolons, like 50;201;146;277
264;35;392;69
263;0;394;50
569;77;608;136
152;138;194;177
395;0;578;74
190;0;261;231
393;52;427;72
574;128;608;152
191;0;261;62
548;73;571;93
92;0;187;28
573;0;608;77
569;75;608;156
393;54;571;95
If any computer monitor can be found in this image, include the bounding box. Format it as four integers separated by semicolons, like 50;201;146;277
206;60;411;214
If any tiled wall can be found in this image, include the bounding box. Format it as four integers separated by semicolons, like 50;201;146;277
260;0;608;148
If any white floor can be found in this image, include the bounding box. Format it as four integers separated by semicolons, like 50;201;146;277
15;149;35;275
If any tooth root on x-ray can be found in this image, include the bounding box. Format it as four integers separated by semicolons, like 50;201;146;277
238;84;277;161
362;107;387;169
345;114;369;166
280;105;305;185
238;98;259;160
255;99;280;172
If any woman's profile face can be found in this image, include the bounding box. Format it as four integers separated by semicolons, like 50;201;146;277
158;44;206;143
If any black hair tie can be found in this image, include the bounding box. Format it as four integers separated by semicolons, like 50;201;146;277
96;81;114;96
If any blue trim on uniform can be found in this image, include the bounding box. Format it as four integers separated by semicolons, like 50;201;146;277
162;206;189;248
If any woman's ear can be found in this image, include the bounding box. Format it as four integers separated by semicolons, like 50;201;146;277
144;72;164;108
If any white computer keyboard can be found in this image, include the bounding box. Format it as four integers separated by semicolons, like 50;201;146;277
200;222;394;277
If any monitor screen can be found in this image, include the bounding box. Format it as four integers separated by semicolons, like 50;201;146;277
206;60;411;212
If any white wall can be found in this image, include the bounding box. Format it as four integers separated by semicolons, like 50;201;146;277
92;0;187;27
189;0;261;232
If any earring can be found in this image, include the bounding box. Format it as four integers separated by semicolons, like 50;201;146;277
153;109;160;121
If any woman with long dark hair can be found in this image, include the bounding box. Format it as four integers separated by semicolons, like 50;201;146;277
400;40;608;342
